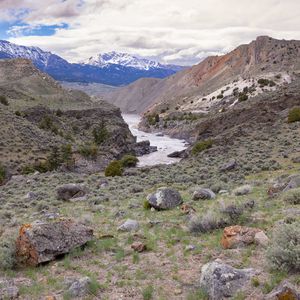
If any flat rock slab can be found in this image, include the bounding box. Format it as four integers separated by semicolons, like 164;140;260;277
16;220;93;266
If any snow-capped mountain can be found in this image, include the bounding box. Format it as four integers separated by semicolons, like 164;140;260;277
83;51;163;70
0;40;183;86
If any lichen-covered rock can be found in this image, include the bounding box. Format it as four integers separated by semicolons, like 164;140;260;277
233;184;252;196
147;187;183;210
192;188;216;200
283;175;300;192
221;225;268;249
64;277;92;298
0;279;19;299
118;219;139;232
266;280;300;300
16;220;93;266
56;184;88;201
199;259;256;299
220;159;237;172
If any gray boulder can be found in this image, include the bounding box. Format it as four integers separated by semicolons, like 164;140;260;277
283;175;300;192
192;188;216;200
65;277;92;297
220;159;237;172
56;184;88;201
200;259;256;299
147;187;183;210
118;219;139;232
16;220;94;266
0;280;19;299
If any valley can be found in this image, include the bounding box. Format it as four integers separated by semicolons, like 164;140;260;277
0;34;299;300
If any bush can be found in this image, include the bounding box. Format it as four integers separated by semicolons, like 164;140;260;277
238;92;248;102
147;114;160;126
266;222;300;272
39;116;59;134
288;107;300;123
0;231;17;270
0;164;6;184
0;95;8;106
192;139;213;155
121;154;139;167
105;160;123;177
217;94;224;99
15;111;21;116
93;124;109;145
79;144;98;159
282;188;300;205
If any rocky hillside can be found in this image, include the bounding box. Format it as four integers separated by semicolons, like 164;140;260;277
0;59;137;176
105;36;300;115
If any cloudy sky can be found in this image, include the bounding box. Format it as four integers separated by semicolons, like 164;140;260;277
0;0;300;65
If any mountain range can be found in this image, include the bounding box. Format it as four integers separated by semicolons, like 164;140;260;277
0;40;183;86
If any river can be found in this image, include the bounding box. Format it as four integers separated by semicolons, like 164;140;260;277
122;114;187;167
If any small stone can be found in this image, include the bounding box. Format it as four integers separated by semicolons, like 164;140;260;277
118;219;139;232
174;289;182;295
254;231;269;247
131;242;147;252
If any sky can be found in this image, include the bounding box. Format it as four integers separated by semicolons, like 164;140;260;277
0;0;300;65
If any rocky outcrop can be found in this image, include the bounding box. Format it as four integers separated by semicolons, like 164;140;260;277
200;259;256;299
266;280;300;300
16;220;93;266
221;225;269;249
147;187;183;210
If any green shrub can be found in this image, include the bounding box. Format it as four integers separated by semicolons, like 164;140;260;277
288;107;300;123
61;144;74;169
217;94;224;99
192;139;213;155
79;144;98;160
121;154;139;167
93;124;109;145
0;230;17;270
0;95;8;106
15;111;21;116
238;92;248;102
39;116;59;134
105;160;123;177
142;285;154;300
282;188;300;205
0;164;6;184
56;109;63;116
21;164;35;175
266;222;300;272
147;114;160;126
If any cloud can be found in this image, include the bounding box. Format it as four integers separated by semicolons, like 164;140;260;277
5;0;300;65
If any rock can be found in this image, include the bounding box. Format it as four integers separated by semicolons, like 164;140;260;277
0;280;19;299
292;156;300;164
24;191;38;200
180;204;196;215
192;188;216;200
16;220;93;266
219;189;229;194
233;184;252;196
118;219;139;232
167;150;187;158
283;175;300;192
131;242;147;252
199;259;256;299
220;159;237;172
266;280;300;300
133;140;157;156
65;277;91;298
147;187;183;210
185;244;196;251
56;184;87;201
221;225;268;249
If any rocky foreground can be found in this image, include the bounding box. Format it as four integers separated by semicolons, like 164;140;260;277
0;93;300;299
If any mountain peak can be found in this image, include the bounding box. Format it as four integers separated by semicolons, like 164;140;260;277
82;51;163;70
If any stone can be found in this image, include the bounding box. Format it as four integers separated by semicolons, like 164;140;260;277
220;159;237;172
192;188;216;200
118;219;139;232
266;280;300;300
16;220;93;266
292;156;300;164
56;184;87;201
167;150;187;158
65;277;91;297
200;260;255;299
0;280;19;299
233;184;252;196
254;231;270;247
133;140;157;156
147;187;183;210
131;242;147;252
221;225;267;249
283;175;300;192
24;191;38;200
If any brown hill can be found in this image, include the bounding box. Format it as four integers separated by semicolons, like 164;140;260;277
104;36;300;115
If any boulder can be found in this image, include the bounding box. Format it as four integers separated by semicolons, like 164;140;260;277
283;175;300;192
167;150;187;158
292;157;300;164
56;184;87;201
221;225;268;249
0;280;19;299
200;259;256;299
147;187;183;210
192;188;216;200
65;277;91;298
220;159;237;172
266;280;300;300
233;184;252;196
133;140;157;156
16;220;93;266
118;219;139;232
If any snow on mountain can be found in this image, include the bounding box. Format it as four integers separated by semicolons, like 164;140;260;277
83;51;164;70
0;40;53;67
